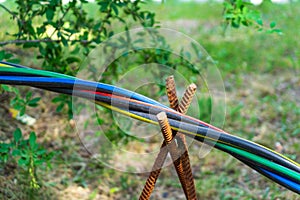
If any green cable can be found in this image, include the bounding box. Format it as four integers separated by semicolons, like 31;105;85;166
217;143;300;181
97;102;300;181
0;66;75;79
3;62;300;183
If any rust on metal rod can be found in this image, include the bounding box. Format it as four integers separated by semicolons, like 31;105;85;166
156;112;188;198
165;78;197;199
140;110;185;200
166;76;179;111
140;77;198;200
140;76;187;200
157;112;173;142
178;83;197;114
176;83;197;200
139;141;168;200
181;150;197;200
176;137;197;200
166;76;189;196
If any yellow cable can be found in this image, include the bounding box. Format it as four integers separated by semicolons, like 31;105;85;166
95;101;246;152
95;100;300;167
104;94;299;166
0;63;13;68
248;138;300;167
1;60;297;167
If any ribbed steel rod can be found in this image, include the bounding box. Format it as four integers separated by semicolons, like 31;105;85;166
156;112;186;192
176;83;197;200
140;76;197;200
139;141;168;200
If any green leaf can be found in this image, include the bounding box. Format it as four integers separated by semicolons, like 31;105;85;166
18;157;29;166
66;56;81;64
36;149;46;155
270;21;276;29
20;149;29;157
13;128;22;143
12;149;21;156
46;9;54;21
224;13;235;19
267;28;283;35
3;155;8;163
7;58;20;64
111;3;119;15
28;97;41;107
19;106;26;116
272;29;282;34
34;159;44;166
23;41;38;48
0;143;10;153
37;26;46;36
29;132;37;148
4;52;13;59
61;36;68;47
52;96;63;103
98;2;109;12
56;103;64;112
1;85;13;92
26;91;32;101
70;47;80;54
0;50;5;60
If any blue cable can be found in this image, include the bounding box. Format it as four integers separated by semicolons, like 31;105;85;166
0;75;169;109
260;168;300;193
1;70;300;194
0;61;170;108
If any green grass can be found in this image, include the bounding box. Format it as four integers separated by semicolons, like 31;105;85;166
142;1;224;20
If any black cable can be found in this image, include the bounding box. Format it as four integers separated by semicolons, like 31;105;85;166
1;78;300;174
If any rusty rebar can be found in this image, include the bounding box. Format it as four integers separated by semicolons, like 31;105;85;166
178;83;197;114
139;111;184;200
181;150;197;200
140;78;197;200
139;76;182;200
166;79;198;199
176;83;197;200
156;112;187;196
139;141;168;200
165;76;190;197
166;76;179;111
176;137;197;200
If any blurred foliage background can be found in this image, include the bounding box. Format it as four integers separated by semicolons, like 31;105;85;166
0;0;299;199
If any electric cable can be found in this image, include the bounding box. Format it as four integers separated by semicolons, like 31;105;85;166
0;61;299;194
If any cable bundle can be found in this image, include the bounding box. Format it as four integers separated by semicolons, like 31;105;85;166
0;61;299;194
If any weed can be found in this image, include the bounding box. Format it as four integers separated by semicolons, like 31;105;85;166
0;128;56;189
